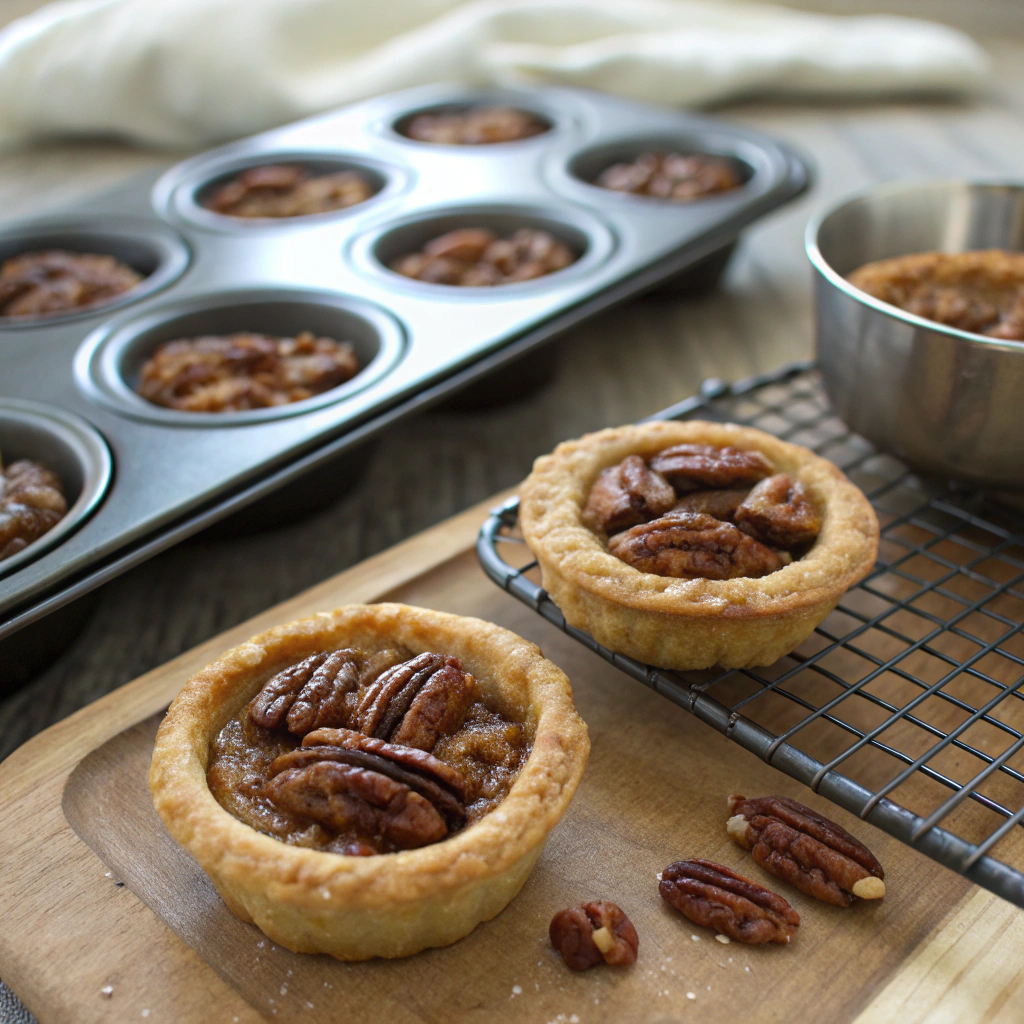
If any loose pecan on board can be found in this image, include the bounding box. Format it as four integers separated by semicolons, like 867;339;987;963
659;859;799;945
549;900;639;970
727;794;885;906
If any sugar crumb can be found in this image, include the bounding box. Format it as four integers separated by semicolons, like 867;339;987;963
100;986;113;999
687;992;696;1000
715;934;730;944
691;934;700;941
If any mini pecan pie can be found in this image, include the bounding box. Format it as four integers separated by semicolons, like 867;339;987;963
203;164;376;218
595;152;743;201
0;249;142;319
0;458;67;562
401;106;548;145
150;603;589;960
390;227;576;286
136;331;360;412
848;249;1024;341
520;421;878;669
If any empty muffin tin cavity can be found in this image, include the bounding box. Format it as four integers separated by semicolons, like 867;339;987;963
564;134;761;204
167;153;402;230
0;400;112;579
74;290;405;426
356;205;614;294
0;219;189;328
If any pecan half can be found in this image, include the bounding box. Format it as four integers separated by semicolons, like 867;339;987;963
734;475;821;550
302;727;469;799
271;737;465;827
671;487;750;522
607;511;782;580
265;761;447;850
355;652;478;751
248;649;361;735
582;455;676;534
648;444;773;491
549;901;639;970
659;859;799;945
248;652;331;729
727;795;885;906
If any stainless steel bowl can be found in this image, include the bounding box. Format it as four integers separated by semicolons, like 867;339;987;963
806;180;1024;490
0;400;112;579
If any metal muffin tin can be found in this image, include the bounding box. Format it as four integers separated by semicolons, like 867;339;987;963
0;83;809;643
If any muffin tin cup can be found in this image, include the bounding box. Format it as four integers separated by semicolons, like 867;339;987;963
0;218;190;329
351;203;616;297
807;179;1024;490
74;289;406;427
0;399;112;580
166;151;409;233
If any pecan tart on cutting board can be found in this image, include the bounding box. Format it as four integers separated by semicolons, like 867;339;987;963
150;603;589;960
520;421;878;670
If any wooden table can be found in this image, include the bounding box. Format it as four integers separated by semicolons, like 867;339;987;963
1;3;1023;1020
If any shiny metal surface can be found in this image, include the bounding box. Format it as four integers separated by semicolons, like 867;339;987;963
0;83;809;622
807;180;1024;490
0;400;112;579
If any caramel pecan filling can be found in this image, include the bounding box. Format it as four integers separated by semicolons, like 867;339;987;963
400;106;548;145
203;164;376;218
0;249;142;319
595;152;743;201
848;250;1024;342
0;458;68;562
207;645;529;855
136;331;360;413
583;444;821;580
390;227;576;287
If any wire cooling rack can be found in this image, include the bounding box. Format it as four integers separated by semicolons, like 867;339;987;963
478;361;1024;907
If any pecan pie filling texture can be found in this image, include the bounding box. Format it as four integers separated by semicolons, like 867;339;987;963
0;249;142;318
203;164;377;219
390;227;576;287
583;445;822;580
848;249;1024;342
0;457;67;562
136;331;360;413
400;106;548;145
595;152;744;201
207;644;529;856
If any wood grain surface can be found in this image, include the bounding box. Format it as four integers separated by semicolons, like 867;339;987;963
2;495;1023;1024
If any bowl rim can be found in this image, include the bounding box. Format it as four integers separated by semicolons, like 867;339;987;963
804;177;1024;353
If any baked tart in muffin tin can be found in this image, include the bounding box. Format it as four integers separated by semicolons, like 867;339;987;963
150;603;589;960
520;421;878;670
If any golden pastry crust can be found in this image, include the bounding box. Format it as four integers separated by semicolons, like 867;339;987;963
519;421;878;670
150;603;589;960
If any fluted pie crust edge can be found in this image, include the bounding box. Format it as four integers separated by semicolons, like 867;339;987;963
519;421;879;669
149;603;589;960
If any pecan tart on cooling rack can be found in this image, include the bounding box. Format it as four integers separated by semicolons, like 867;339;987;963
150;603;588;960
519;421;878;670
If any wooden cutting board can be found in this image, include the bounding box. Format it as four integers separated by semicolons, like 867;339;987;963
2;493;1024;1024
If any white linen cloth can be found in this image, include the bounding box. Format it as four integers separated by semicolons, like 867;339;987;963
0;0;990;149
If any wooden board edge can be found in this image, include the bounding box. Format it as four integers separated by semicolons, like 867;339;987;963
851;888;1024;1024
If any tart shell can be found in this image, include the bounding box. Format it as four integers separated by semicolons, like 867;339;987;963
149;603;589;960
519;421;879;670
